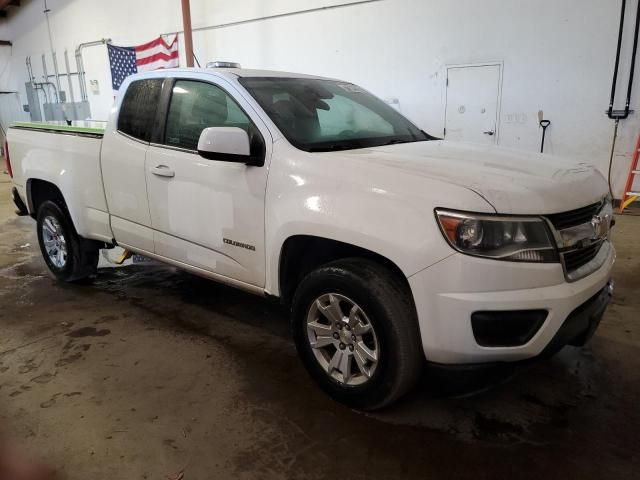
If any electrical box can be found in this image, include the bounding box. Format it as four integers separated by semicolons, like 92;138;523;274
24;82;42;122
43;101;91;121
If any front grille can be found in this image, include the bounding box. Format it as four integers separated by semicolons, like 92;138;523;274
562;241;604;272
545;201;603;230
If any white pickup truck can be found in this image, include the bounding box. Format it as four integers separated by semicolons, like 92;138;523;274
6;66;615;410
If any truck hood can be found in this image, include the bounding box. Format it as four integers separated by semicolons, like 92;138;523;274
329;140;608;214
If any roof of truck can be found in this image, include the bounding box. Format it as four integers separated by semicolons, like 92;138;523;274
162;67;334;81
218;68;333;79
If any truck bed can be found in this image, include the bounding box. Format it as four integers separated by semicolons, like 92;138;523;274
7;120;113;243
11;120;106;137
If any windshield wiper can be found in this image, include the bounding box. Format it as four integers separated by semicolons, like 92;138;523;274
380;139;410;146
308;142;364;152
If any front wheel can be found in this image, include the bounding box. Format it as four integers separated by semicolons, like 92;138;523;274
36;200;99;282
291;258;423;410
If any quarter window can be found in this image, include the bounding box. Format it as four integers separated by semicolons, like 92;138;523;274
164;80;252;150
118;79;163;142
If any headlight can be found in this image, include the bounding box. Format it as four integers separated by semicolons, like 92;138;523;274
435;209;559;263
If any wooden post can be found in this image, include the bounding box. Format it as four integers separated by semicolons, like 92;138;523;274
181;0;194;67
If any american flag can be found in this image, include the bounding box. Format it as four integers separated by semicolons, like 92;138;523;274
107;36;179;91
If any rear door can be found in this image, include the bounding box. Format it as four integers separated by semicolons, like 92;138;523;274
445;64;501;144
101;78;163;252
145;76;271;287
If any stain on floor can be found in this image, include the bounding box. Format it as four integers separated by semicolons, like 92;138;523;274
66;327;111;338
0;174;638;479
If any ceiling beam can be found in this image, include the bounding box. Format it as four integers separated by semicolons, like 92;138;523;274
181;0;194;67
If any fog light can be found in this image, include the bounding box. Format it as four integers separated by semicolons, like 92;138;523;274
471;310;548;347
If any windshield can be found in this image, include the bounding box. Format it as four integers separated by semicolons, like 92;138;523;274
239;77;435;152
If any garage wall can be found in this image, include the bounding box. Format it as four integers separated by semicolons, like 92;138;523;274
0;0;638;198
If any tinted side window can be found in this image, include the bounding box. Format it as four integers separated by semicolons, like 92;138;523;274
164;80;252;150
118;79;163;142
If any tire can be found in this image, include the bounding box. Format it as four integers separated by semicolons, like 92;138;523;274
36;200;99;282
291;258;423;410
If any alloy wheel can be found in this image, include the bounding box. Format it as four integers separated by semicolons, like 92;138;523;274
41;215;67;269
306;293;379;386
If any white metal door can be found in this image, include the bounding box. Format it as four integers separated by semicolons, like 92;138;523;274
102;133;154;252
145;147;269;287
145;77;271;288
445;64;501;144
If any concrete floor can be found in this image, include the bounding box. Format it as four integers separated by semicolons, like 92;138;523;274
0;172;638;479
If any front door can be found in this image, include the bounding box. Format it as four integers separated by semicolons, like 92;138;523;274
445;64;501;144
145;77;271;288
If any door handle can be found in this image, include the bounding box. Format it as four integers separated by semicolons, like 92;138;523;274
483;131;495;136
151;165;175;178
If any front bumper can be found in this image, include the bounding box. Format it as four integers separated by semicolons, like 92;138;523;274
539;281;612;356
409;241;616;364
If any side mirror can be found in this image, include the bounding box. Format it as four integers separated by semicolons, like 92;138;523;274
197;127;253;164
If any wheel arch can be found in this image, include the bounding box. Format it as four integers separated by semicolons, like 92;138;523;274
27;178;69;219
25;177;112;243
277;234;412;307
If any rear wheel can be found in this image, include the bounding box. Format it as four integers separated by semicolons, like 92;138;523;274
291;258;423;410
36;201;99;282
